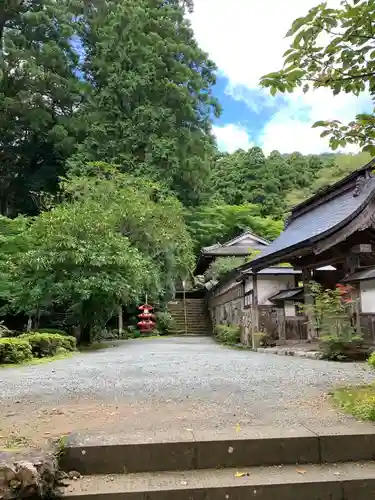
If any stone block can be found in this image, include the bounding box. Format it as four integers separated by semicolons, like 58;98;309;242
193;426;319;469
60;430;196;474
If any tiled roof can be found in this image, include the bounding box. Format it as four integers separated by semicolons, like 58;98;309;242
268;288;304;302
343;266;375;283
241;266;302;276
205;245;263;256
250;161;375;271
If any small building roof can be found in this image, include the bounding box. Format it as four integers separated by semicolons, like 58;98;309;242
268;288;304;302
201;231;269;253
241;266;302;277
249;159;375;271
195;230;269;275
343;266;375;283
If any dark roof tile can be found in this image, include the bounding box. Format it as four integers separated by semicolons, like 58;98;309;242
251;167;375;270
343;266;375;282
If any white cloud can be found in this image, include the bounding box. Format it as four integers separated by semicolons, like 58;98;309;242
260;88;370;155
189;0;371;155
212;124;252;153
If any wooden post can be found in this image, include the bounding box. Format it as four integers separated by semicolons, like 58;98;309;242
303;268;316;340
252;273;259;349
118;305;123;335
344;250;361;334
182;280;188;336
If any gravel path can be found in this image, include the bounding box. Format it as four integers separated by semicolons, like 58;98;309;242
0;336;374;446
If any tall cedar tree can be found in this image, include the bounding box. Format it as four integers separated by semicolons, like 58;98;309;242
0;0;84;216
72;0;220;206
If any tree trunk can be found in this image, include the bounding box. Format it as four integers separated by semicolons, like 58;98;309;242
79;324;92;345
118;305;123;335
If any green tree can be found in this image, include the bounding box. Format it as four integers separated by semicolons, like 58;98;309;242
72;0;220;206
286;151;371;207
209;147;328;217
0;0;84;216
260;0;375;153
6;164;194;342
187;203;283;253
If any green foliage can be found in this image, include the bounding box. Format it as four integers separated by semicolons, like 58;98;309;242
0;0;85;216
286;152;372;207
215;324;241;345
307;281;364;361
19;333;76;358
3;165;193;341
72;0;220;207
187;203;282;252
260;1;375;154
0;338;33;364
155;312;175;335
368;352;375;369
320;334;365;361
0;321;13;338
123;326;141;339
205;257;247;281
208;149;329;218
253;330;273;348
333;385;375;422
32;328;68;336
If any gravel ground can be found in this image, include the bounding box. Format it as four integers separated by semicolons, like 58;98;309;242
0;336;374;447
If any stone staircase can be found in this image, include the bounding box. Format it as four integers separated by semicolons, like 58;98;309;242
167;298;210;335
60;424;375;499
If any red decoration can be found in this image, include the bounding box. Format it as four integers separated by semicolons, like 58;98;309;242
137;303;156;334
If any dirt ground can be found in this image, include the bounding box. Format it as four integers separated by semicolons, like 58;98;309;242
1;337;373;450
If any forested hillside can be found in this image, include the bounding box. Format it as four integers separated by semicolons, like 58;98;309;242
0;0;372;337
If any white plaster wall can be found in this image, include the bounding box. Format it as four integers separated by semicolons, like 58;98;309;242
216;279;240;296
360;279;375;313
244;276;253;293
258;275;296;306
284;301;296;317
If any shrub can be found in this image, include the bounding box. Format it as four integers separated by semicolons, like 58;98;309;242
19;333;76;358
333;386;375;421
368;352;375;369
155;311;175;335
32;328;68;336
0;338;33;364
121;326;140;339
0;321;13;338
320;334;366;361
253;330;269;348
215;324;241;345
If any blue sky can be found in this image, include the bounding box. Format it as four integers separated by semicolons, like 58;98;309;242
212;77;283;144
189;0;373;155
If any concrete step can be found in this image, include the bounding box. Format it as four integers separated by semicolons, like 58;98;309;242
63;462;375;500
59;424;375;475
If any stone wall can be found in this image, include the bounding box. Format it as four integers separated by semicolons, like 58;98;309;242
208;282;252;345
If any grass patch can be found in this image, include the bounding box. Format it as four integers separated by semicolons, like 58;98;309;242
0;351;74;369
0;434;32;450
78;342;113;352
332;384;375;421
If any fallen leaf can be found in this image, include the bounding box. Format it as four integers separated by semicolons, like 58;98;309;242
235;472;246;478
235;423;241;433
296;468;306;474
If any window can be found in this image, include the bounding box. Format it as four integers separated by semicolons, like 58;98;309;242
244;291;252;309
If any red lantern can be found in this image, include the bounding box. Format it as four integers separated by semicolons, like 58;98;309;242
137;303;155;334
